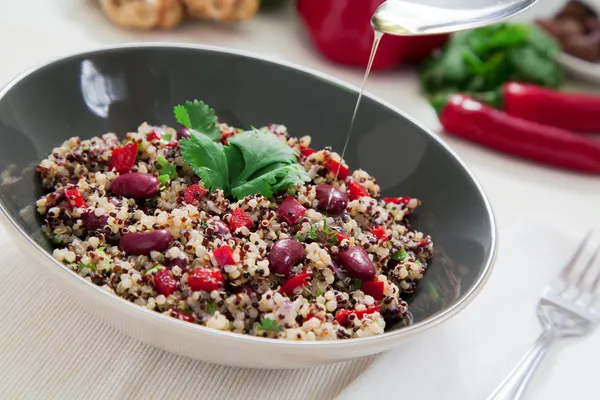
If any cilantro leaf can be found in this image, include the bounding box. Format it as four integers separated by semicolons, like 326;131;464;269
179;130;230;195
258;318;283;332
206;301;216;313
174;100;221;141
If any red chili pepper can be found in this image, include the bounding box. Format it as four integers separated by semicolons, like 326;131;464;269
182;184;206;204
64;188;87;208
347;178;370;201
336;305;381;326
188;268;224;292
109;142;138;174
301;147;317;157
296;0;448;71
361;279;385;301
433;94;600;174
279;270;313;296
147;131;160;142
325;160;350;180
153;268;178;296
480;82;600;133
371;226;388;242
213;245;235;267
383;197;411;205
230;209;253;231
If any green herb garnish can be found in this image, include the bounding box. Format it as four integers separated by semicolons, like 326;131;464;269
174;100;221;141
206;301;216;313
329;236;338;245
176;102;310;200
78;262;94;273
317;289;324;297
354;278;362;291
307;224;319;241
258;318;283;332
392;248;408;262
295;232;305;242
145;265;162;275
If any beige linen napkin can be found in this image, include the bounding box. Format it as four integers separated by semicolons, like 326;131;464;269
0;222;372;400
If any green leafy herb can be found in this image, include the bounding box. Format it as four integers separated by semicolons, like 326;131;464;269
78;263;94;273
201;221;209;229
174;100;221;141
258;318;283;332
354;278;362;291
316;289;324;297
420;23;562;96
206;301;216;314
392;248;408;262
307;224;319;241
176;104;310;200
329;236;338;245
295;232;305;242
145;265;162;275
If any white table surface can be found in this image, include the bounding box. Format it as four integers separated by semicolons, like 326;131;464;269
1;0;599;399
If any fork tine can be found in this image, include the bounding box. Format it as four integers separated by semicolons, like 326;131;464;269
561;231;593;288
574;242;600;296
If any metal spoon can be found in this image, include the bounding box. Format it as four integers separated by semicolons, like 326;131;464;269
372;0;539;35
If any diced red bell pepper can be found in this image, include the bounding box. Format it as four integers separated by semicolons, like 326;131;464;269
230;208;253;231
64;188;87;208
213;245;236;267
182;184;206;204
383;197;412;205
171;308;195;323
153;268;178;296
147;131;161;142
188;268;225;292
325;159;350;180
109;142;138;174
276;196;307;225
301;147;317;157
348;178;370;200
371;226;388;241
360;279;385;301
220;131;234;145
279;270;313;296
336;305;381;326
335;232;349;243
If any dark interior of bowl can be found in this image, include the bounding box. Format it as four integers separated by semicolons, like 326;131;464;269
0;46;494;328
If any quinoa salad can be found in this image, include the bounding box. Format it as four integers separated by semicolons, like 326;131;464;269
35;100;434;340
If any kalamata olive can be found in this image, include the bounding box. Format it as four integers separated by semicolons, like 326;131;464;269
110;173;159;199
315;184;348;215
177;128;190;140
268;238;305;277
331;259;348;281
119;229;172;255
167;258;187;270
338;246;376;280
210;219;230;237
82;211;108;231
45;187;65;207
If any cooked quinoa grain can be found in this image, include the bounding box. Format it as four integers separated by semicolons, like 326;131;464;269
36;120;434;340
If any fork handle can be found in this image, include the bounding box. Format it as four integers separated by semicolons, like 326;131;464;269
486;329;558;400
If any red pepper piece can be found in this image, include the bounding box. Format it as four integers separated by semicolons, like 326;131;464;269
360;279;384;300
485;82;600;133
182;184;206;204
147;131;160;142
335;305;381;326
213;245;235;267
383;197;411;205
188;268;224;292
325;159;350;179
301;147;317;157
347;178;370;200
276;196;307;225
109;142;138;174
335;232;349;243
171;308;194;323
230;208;253;231
153;268;178;296
64;188;87;208
371;226;388;241
279;270;313;296
433;94;600;174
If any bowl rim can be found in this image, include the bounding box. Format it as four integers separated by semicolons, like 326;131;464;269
0;42;497;348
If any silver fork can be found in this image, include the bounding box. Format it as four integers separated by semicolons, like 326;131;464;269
487;231;600;400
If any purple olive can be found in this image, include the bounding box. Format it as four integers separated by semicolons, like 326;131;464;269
110;173;159;199
167;258;187;270
338;246;376;280
268;238;305;277
45;187;65;208
210;219;230;237
315;184;348;215
119;229;172;255
331;259;348;281
82;211;108;231
177;128;190;140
